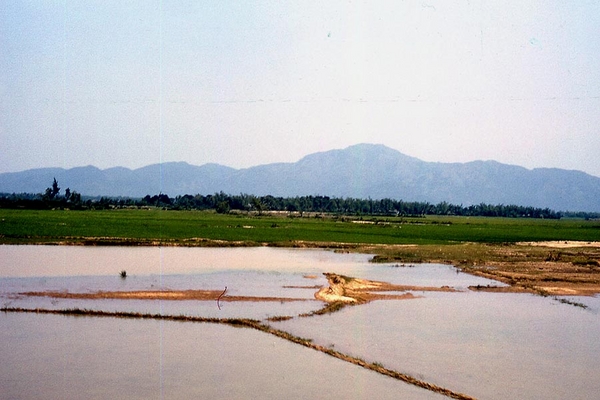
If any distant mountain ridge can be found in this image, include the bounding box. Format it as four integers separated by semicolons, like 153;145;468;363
1;144;599;212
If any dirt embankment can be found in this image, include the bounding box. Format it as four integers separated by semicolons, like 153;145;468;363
314;272;456;304
462;242;600;296
367;241;600;297
17;241;600;300
22;273;456;307
465;260;600;296
519;241;600;248
21;289;306;303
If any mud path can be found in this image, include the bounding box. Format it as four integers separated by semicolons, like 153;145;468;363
20;272;455;310
0;306;477;400
21;289;306;303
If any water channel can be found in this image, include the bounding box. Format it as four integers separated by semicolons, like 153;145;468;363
1;245;599;399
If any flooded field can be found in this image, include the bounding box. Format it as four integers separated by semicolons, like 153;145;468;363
1;245;599;399
273;292;600;399
2;311;450;400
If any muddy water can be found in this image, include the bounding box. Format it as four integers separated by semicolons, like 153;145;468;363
0;246;378;319
273;292;600;400
0;245;373;277
0;312;445;399
1;245;598;399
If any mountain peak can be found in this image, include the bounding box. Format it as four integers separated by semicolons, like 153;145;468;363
298;143;419;164
1;145;599;211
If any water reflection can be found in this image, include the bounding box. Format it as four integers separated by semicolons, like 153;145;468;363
0;245;373;277
0;312;445;399
1;245;598;399
0;246;498;320
273;291;600;400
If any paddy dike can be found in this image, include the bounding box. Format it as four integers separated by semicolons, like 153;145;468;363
462;243;600;296
368;241;600;297
11;240;599;320
20;289;306;303
4;244;597;400
21;273;454;308
0;306;476;400
8;237;600;297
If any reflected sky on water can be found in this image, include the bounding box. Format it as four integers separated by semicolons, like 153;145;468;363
1;245;598;399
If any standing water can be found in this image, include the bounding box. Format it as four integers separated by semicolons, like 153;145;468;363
1;245;598;399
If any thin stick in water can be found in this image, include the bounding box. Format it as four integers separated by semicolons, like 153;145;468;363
217;286;227;310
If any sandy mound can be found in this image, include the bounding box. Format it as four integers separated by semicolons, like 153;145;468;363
314;273;455;304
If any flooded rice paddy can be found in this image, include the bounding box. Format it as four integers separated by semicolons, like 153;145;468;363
1;245;599;399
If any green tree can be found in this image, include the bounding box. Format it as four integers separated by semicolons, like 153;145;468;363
44;178;60;200
69;190;81;204
215;200;230;214
251;197;264;215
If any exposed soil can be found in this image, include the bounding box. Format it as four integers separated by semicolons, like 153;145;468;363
21;290;306;303
519;241;600;248
12;238;600;298
8;238;596;400
464;259;600;296
314;272;456;304
21;273;450;306
461;242;600;296
368;241;600;297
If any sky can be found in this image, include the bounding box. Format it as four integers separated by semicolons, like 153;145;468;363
1;1;599;177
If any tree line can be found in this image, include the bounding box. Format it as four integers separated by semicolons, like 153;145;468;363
0;178;572;219
1;178;83;210
142;192;563;219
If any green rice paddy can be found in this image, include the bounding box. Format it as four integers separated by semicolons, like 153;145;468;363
1;208;598;246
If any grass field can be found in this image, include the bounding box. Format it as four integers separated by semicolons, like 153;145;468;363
2;207;600;297
1;208;599;245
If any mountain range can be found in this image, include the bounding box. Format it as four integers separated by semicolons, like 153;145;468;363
1;144;599;212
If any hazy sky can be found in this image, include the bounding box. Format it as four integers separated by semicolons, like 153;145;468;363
2;1;599;177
